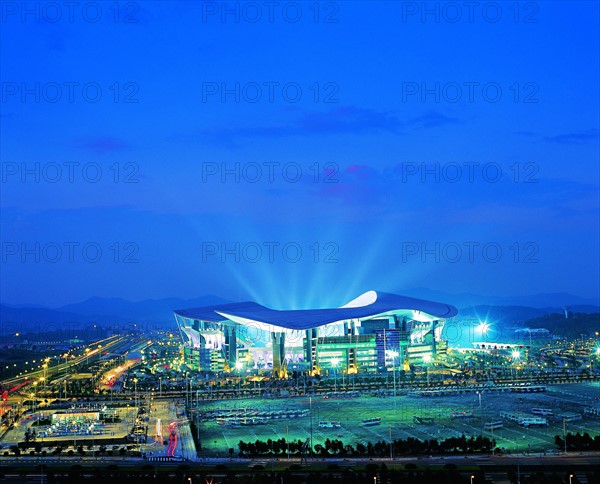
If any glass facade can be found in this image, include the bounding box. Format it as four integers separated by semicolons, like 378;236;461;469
312;335;378;374
176;312;449;375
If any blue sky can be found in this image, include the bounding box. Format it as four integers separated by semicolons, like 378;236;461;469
1;1;599;308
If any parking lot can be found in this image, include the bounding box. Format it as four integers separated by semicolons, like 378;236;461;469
194;382;600;455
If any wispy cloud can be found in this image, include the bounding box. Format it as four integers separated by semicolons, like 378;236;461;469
407;111;461;128
194;106;459;146
544;129;599;144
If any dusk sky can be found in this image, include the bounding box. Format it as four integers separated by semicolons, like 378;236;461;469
1;1;599;309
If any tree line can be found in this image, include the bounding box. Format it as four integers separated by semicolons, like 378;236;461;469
555;432;600;451
237;435;494;457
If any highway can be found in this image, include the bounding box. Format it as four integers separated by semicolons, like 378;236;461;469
0;335;126;388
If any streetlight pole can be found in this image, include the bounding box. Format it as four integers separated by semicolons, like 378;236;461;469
477;391;483;437
190;377;194;408
512;350;521;382
309;396;313;455
235;361;243;396
423;354;431;386
387;350;399;412
563;417;567;454
330;358;339;392
334;365;337;392
185;374;189;409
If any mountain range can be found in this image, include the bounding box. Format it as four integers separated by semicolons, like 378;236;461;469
1;289;598;333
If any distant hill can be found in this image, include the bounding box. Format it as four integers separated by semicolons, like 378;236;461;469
521;312;600;338
0;295;231;333
1;290;598;335
457;305;547;323
0;305;83;325
398;287;599;309
59;295;231;323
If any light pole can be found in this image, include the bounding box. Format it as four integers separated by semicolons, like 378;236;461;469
330;358;339;392
511;350;521;380
478;322;489;376
185;373;189;408
63;353;69;377
470;475;475;484
42;359;49;391
235;361;243;395
39;377;45;397
478;391;483;436
309;396;313;454
569;474;574;484
387;350;399;412
423;354;431;386
30;388;36;415
189;377;194;409
563;417;568;454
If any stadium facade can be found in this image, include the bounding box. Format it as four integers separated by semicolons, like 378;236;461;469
173;290;458;377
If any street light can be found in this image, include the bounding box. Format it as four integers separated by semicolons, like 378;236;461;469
476;391;483;437
470;475;475;484
478;323;490;375
309;396;313;454
387;350;399;411
511;350;521;379
563;417;568;454
330;358;340;392
423;354;431;386
235;361;243;394
569;474;573;484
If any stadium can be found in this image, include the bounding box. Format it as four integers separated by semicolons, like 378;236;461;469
173;290;458;377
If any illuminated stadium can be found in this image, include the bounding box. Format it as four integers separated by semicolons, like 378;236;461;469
174;290;458;377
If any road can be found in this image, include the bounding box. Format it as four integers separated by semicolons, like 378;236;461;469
0;335;125;388
1;451;599;468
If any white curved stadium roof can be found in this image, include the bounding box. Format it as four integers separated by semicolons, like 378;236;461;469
174;290;458;331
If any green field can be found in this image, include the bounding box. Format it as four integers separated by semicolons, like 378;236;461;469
195;382;600;456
